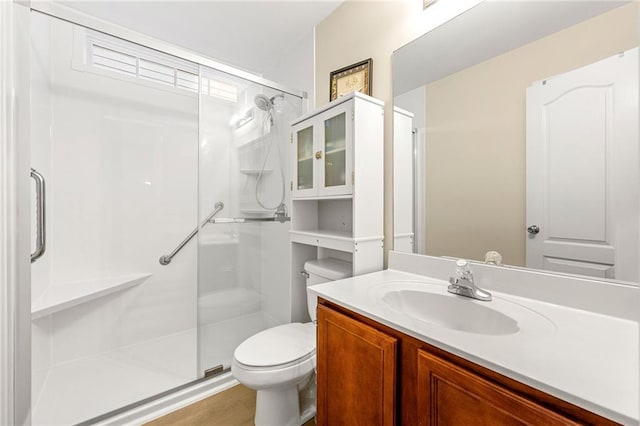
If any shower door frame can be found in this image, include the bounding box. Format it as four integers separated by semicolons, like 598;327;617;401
3;2;306;423
1;2;32;425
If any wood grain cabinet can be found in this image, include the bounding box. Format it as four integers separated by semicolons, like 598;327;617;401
317;299;619;426
417;350;579;426
316;304;397;426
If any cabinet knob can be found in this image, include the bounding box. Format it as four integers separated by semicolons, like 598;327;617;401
315;151;323;160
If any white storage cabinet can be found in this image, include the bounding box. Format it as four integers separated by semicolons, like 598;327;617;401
288;92;385;322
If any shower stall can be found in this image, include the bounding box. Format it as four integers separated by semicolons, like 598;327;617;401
27;5;303;424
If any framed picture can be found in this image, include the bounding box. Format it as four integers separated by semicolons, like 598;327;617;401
329;58;372;101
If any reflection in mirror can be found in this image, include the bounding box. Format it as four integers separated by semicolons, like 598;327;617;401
393;107;415;252
392;1;639;284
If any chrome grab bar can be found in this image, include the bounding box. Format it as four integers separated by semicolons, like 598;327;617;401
159;201;224;265
31;168;46;263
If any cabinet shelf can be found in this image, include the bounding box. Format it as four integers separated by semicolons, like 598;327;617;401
290;230;382;253
31;273;152;320
297;148;345;162
292;194;353;201
290;230;354;252
325;147;346;155
291;229;353;240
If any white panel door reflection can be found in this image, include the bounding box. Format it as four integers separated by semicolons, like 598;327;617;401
526;48;639;282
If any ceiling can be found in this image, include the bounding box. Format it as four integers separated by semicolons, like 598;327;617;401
60;1;342;75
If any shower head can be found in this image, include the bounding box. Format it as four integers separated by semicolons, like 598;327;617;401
254;93;285;111
254;94;274;111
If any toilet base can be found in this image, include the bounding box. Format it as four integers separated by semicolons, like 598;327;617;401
255;387;298;426
254;374;316;426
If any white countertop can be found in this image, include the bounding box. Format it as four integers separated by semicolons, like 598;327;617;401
309;268;639;425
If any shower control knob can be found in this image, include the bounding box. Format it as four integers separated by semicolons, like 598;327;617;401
527;225;540;234
315;151;323;159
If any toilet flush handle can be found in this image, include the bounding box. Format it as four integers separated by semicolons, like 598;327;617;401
301;270;309;279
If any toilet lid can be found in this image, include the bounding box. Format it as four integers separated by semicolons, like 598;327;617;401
234;323;315;368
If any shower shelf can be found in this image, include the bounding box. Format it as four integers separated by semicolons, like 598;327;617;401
236;133;270;149
239;208;272;215
31;273;152;320
240;169;273;176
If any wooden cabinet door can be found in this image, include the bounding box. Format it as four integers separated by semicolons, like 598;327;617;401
417;349;579;426
317;304;397;426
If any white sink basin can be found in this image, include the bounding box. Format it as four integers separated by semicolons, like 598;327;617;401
371;281;555;336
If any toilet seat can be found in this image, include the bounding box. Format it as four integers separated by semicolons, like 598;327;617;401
234;323;315;370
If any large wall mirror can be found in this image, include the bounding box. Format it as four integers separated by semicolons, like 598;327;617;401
392;1;639;284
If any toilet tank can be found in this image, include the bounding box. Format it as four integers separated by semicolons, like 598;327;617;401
304;258;352;321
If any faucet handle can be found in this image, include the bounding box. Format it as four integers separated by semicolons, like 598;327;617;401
455;259;471;276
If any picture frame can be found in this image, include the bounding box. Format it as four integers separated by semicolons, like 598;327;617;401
329;58;372;101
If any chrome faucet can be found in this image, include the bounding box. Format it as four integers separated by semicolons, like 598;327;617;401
448;259;492;301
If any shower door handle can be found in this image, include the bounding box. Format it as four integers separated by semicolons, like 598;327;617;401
31;168;46;263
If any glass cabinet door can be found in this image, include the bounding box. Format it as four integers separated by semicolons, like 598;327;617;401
324;112;346;188
295;125;315;194
319;101;353;196
292;99;353;199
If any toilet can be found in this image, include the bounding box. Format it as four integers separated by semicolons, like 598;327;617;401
231;258;352;426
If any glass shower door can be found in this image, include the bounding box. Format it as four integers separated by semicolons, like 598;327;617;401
197;65;302;374
30;12;200;424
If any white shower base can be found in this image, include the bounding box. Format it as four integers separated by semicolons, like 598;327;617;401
32;329;197;426
32;307;276;425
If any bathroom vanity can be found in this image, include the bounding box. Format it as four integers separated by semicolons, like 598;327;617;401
310;252;639;425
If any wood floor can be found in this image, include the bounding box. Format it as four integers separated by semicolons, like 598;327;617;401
146;384;315;426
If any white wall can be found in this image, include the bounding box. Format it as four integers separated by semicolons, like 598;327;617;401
263;29;315;113
394;86;425;130
315;0;483;261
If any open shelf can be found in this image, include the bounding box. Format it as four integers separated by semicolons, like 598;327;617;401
31;273;152;320
290;229;355;252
